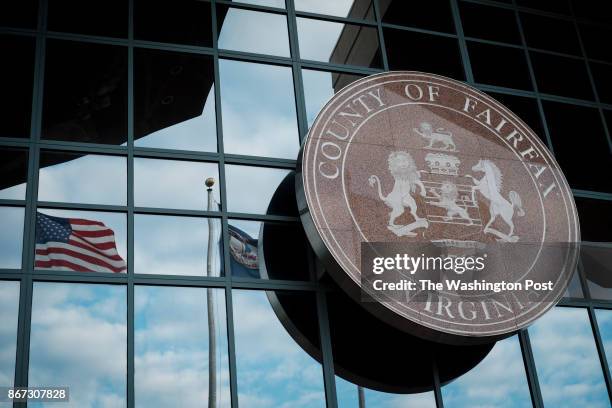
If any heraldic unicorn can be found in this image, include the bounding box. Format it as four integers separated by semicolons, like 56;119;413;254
368;122;525;242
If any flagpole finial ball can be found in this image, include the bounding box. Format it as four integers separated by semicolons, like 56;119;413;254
205;177;215;188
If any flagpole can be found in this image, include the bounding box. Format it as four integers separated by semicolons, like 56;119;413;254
205;177;217;408
358;386;366;408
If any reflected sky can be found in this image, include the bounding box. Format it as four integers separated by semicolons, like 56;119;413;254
218;7;290;57
219;59;299;159
37;209;127;267
38;153;126;205
134;214;222;276
225;165;290;214
234;0;285;8
336;376;436;408
442;335;531;407
134;158;220;210
0;281;19;388
28;283;126;408
0;207;24;269
233;290;326;407
595;309;612;373
530;307;609;408
297;18;344;62
135;286;230;408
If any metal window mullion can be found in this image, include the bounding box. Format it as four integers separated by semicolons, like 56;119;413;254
518;329;544;408
432;359;444;408
285;0;309;143
588;306;612;402
372;0;389;71
450;0;475;83
314;282;338;408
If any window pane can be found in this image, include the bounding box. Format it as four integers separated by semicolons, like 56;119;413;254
580;24;612;62
217;7;290;57
469;42;532;90
591;62;612;105
135;286;229;408
459;2;521;44
48;0;127;38
0;207;24;269
297;18;381;68
236;0;285;8
38;152;126;205
35;209;127;273
228;219;309;280
134;158;220;210
225;165;291;215
530;307;609;407
134;0;212;47
29;283;127;407
564;271;584;298
517;0;571;14
595;309;612;372
384;28;465;80
530;52;593;100
0;0;38;29
219;60;299;159
442;335;531;407
0;34;35;138
336;377;436;407
380;0;455;33
302;69;364;128
0;147;28;200
0;281;19;388
134;48;217;152
134;214;222;276
543;102;611;192
581;244;612;301
42;39;128;145
295;0;374;20
521;12;581;55
233;290;325;407
575;197;612;243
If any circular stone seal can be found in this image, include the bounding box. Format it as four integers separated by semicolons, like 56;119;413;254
296;71;580;344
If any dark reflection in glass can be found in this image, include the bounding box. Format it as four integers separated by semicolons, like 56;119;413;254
580;24;612;62
134;214;222;276
487;93;546;143
295;0;374;20
297;18;382;68
35;209;127;273
520;12;580;55
572;0;612;25
469;42;532;90
530;52;593;100
302;69;363;127
134;0;213;46
530;307;609;407
134;48;216;152
38;151;126;205
0;0;38;29
0;281;19;387
134;158;220;210
225;165;291;215
48;0;127;38
0;147;28;200
575;197;612;243
232;290;325;407
135;286;230;408
591;62;612;105
543;102;611;192
384;28;464;80
581;243;612;301
459;2;520;44
219;60;299;159
0;35;35;138
517;0;571;14
217;6;290;57
228;220;309;280
0;207;24;269
29;283;126;407
442;336;531;407
42;40;128;144
595;309;612;371
380;0;454;33
336;376;435;407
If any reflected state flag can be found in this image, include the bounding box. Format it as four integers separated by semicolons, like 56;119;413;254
35;212;126;273
228;224;259;278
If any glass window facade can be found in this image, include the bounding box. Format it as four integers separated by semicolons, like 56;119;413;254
1;0;612;407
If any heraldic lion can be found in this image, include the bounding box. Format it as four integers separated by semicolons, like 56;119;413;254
368;151;427;228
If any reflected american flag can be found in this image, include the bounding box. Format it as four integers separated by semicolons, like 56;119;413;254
35;212;126;273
